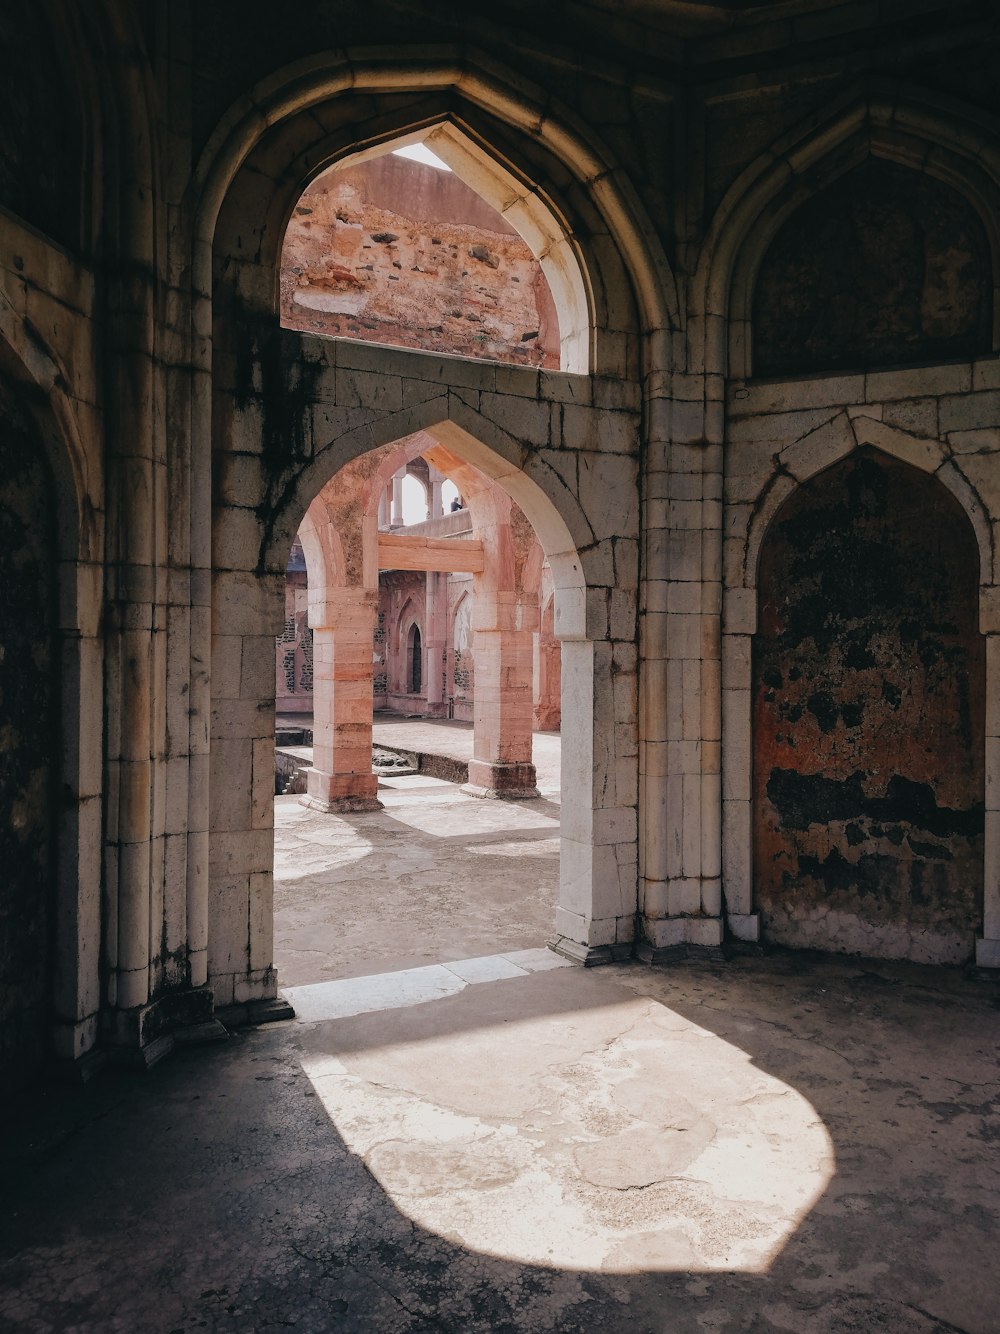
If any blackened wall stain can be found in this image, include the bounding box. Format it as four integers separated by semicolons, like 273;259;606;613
752;160;993;378
0;376;58;1081
753;450;984;961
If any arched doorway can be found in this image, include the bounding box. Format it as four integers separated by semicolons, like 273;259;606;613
753;448;985;963
407;623;422;694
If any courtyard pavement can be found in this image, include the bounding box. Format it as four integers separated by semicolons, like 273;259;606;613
273;722;562;987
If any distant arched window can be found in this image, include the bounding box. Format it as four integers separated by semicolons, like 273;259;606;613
752;160;993;378
277;124;593;370
407;622;422;694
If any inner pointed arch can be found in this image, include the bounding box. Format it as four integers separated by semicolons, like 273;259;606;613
279;120;591;375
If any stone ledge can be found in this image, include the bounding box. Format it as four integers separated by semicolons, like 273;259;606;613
216;998;296;1030
548;937;632;966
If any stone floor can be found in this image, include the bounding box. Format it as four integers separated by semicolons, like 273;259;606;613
3;953;999;1332
274;773;561;985
3;738;1000;1331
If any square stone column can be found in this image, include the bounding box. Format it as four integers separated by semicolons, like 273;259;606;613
464;588;538;799
424;571;448;710
302;587;382;812
638;384;725;960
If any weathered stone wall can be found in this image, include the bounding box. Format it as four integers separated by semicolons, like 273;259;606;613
753;449;984;963
3;0;1000;1071
723;360;1000;964
281;154;560;368
0;380;57;1082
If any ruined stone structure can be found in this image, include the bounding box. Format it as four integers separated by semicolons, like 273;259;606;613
277;457;561;733
3;0;1000;1080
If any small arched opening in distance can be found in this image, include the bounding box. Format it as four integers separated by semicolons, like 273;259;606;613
407;622;423;695
752;448;984;964
401;473;428;527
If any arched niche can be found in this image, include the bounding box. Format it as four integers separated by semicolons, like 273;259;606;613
752;159;994;378
696;92;1000;380
406;621;423;694
752;449;984;964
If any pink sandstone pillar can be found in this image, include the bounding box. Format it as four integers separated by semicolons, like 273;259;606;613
427;464;444;521
424;572;448;711
533;630;561;731
390;469;405;527
303;587;381;812
465;589;539;799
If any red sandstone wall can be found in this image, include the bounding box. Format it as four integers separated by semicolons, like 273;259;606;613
280;153;560;367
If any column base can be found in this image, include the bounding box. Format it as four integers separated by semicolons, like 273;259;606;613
727;912;761;943
299;792;384;813
215;997;296;1029
302;768;382;813
975;937;1000;968
637;915;726;963
463;759;539;801
548;936;633;966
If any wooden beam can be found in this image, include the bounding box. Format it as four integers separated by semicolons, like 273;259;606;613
377;532;484;574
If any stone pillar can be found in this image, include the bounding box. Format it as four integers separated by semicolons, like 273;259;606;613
391;469;405;527
428;464;444;521
533;602;561;731
638;379;725;960
548;576;639;966
424;572;448;710
464;588;538;799
377;489;388;528
303;587;381;812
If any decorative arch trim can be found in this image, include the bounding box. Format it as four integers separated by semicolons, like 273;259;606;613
696;83;1000;378
739;415;994;596
191;46;676;363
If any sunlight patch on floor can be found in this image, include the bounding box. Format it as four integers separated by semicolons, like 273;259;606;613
297;968;835;1275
